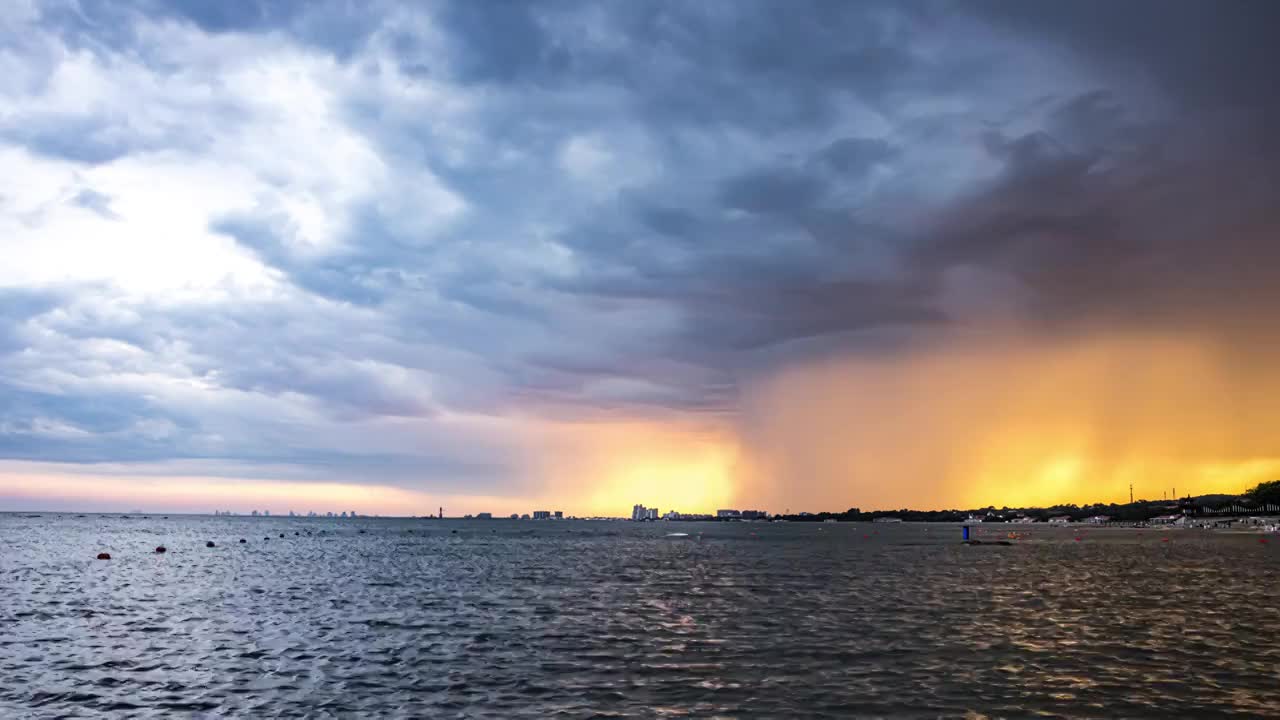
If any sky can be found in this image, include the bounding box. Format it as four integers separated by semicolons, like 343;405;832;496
2;0;1278;516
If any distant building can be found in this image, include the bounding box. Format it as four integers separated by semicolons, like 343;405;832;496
1048;515;1071;524
873;517;903;523
741;510;768;520
477;512;493;519
646;508;659;520
666;512;714;520
251;510;259;517
350;511;357;518
554;511;563;519
327;512;334;518
521;513;531;520
533;510;551;520
717;509;741;519
509;513;519;520
632;504;648;521
263;510;270;517
340;511;348;518
1085;515;1111;524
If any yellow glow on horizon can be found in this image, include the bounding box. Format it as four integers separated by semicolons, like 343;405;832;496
584;446;736;516
5;327;1277;516
736;329;1280;511
527;419;740;516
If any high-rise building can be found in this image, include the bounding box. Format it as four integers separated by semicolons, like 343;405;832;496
646;508;659;521
632;504;647;521
553;511;563;519
477;512;493;519
263;510;270;517
533;510;551;520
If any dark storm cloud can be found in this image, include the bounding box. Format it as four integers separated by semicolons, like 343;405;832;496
719;168;827;217
974;0;1280;109
817;138;900;175
915;96;1280;333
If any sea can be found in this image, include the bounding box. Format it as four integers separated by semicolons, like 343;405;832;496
1;514;1277;718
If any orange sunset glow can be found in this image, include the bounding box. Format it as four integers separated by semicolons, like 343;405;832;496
733;329;1280;512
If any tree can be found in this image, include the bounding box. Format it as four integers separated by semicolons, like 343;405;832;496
1245;480;1280;506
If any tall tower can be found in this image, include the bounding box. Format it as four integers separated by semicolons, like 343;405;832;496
1129;483;1134;504
439;506;443;520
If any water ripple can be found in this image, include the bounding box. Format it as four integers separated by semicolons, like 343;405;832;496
1;515;1278;717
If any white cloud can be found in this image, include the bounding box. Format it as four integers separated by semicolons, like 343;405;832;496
0;17;468;298
559;134;613;180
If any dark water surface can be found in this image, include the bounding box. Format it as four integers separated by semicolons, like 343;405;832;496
2;515;1278;718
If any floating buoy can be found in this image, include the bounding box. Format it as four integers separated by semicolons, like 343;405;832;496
263;537;269;541
239;538;247;544
155;546;167;554
1074;537;1082;541
206;541;216;548
96;552;111;560
358;530;366;534
1162;537;1170;543
279;533;285;538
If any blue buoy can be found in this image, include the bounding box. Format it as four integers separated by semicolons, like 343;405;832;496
962;525;970;541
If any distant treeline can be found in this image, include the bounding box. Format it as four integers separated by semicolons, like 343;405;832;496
773;482;1280;523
